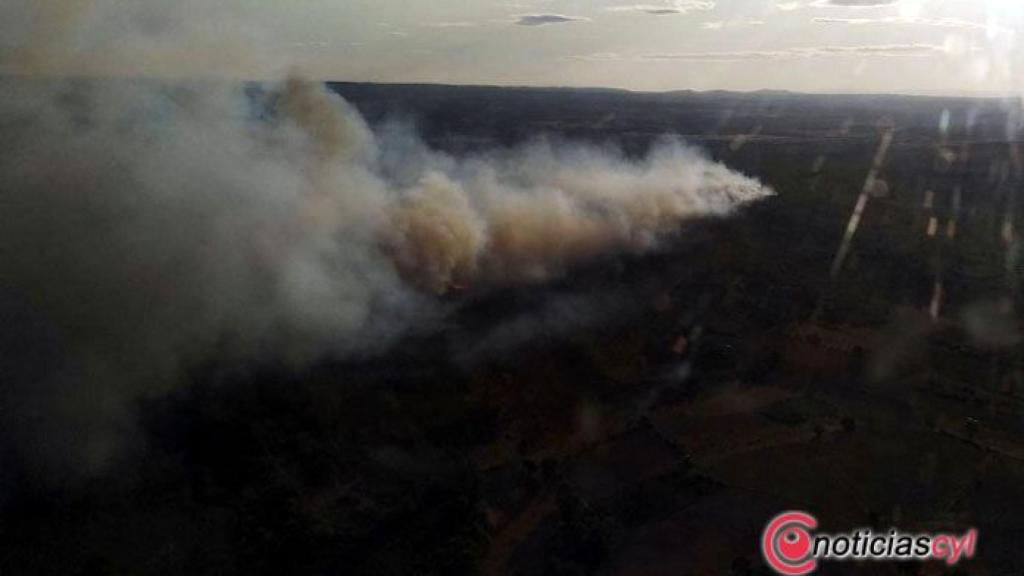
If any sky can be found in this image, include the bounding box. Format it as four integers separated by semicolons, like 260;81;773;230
3;0;1024;95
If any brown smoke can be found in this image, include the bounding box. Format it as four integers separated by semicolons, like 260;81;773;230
267;80;771;294
0;71;769;473
263;77;771;294
386;173;486;292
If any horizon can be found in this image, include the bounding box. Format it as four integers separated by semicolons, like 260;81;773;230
324;78;1024;100
6;70;1024;101
3;1;1023;96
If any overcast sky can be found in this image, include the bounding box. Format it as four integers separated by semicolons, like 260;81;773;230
3;0;1023;95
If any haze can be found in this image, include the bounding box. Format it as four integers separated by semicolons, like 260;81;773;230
2;0;1022;95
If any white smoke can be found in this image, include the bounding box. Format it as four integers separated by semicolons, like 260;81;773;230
0;78;424;471
0;3;772;473
385;135;769;289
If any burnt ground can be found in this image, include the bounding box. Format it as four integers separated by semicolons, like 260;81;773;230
4;84;1024;575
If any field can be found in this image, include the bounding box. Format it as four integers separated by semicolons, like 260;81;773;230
4;83;1024;575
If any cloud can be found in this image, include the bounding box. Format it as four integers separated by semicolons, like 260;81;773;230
811;43;941;55
824;0;898;5
574;43;945;62
701;20;765;30
572;50;780;62
814;16;990;30
778;0;898;9
421;21;479;28
515;14;588;26
638;51;788;61
606;1;715;15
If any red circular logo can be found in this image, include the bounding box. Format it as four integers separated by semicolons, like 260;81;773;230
762;512;818;575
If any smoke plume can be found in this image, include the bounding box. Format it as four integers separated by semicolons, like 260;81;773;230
0;5;771;474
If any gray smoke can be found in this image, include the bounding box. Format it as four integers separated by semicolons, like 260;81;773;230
0;3;772;474
0;78;427;472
